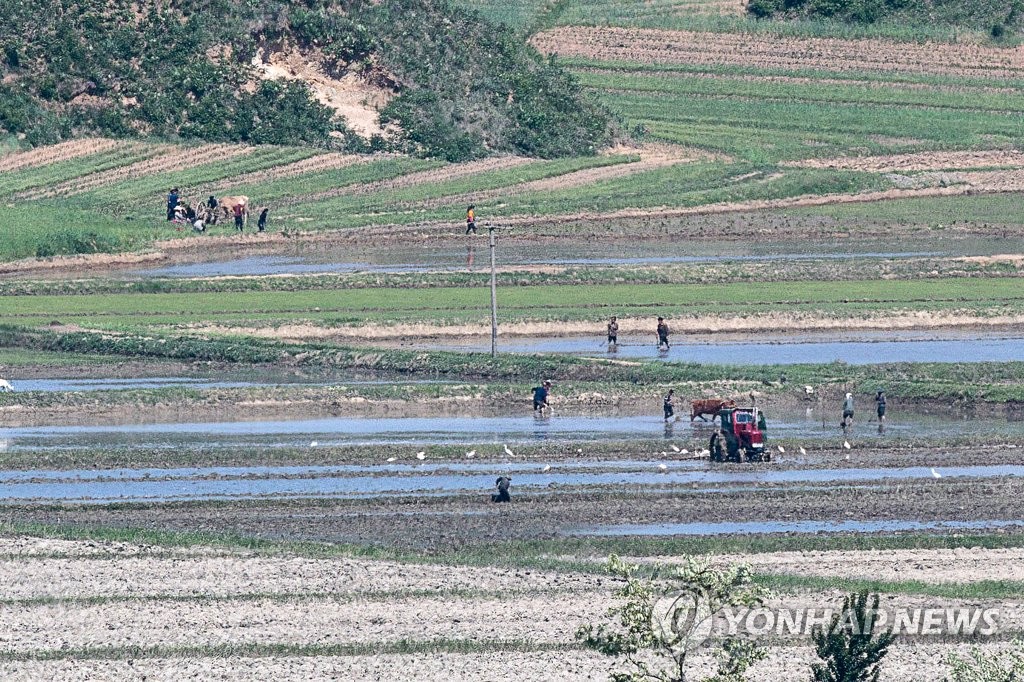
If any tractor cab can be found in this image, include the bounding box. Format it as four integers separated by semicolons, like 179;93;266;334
710;406;769;462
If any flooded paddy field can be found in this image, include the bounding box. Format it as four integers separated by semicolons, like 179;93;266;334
26;234;1009;280
6;406;1024;451
408;328;1024;365
130;239;956;278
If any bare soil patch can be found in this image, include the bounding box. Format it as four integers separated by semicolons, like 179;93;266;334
709;547;1024;584
252;46;396;139
789;149;1024;172
0;646;1008;682
0;139;124;174
531;26;1024;78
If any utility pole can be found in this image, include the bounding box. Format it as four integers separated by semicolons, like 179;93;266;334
488;222;498;357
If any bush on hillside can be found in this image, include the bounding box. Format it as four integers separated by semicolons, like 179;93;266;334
747;0;1024;31
0;0;614;160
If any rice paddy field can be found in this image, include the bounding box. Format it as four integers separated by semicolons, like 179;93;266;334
3;1;1024;680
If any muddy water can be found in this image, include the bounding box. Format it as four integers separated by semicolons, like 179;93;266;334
573;518;1024;537
425;329;1024;365
132;246;946;278
3;462;1023;504
119;234;1011;279
5;409;1024;451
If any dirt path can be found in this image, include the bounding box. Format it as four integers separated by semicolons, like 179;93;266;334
531;26;1024;78
0;139;124;174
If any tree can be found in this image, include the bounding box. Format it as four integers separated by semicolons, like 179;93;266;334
576;554;769;682
810;591;895;682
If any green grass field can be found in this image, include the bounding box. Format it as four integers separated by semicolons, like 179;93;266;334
2;278;1020;330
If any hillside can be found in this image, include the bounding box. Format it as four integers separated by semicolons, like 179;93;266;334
0;0;613;160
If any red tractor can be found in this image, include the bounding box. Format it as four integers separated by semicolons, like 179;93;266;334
709;406;770;462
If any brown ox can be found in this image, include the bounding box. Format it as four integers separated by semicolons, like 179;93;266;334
217;195;250;223
691;398;737;422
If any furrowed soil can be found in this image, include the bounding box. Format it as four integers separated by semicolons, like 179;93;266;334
0;139;124;173
531;26;1024;78
0;533;1018;680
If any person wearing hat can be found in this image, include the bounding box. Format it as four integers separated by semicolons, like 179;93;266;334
166;188;179;221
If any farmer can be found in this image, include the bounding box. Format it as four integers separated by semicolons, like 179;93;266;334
842;392;855;429
664;389;676;422
607;316;619;347
532;380;551;413
166;188;179;221
207;195;218;211
491;476;512;503
257;207;269;233
876;390;887;421
656;317;670;350
233;203;245;232
465;204;477;235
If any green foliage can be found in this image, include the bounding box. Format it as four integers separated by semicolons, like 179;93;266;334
747;0;1024;32
369;0;614;160
946;641;1024;682
810;592;895;682
577;555;768;682
0;0;612;160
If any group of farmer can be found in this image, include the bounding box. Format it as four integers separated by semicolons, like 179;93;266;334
166;189;269;233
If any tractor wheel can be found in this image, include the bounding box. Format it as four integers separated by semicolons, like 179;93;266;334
709;433;724;462
727;441;740;462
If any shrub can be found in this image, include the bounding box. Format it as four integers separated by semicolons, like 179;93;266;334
810;592;895;682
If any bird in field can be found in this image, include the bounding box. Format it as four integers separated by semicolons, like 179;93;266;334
658;463;668;471
576;448;582;454
466;450;476;458
503;444;514;457
542;465;551;472
671;444;680;452
843;441;851;450
799;447;807;455
661;451;668;457
804;385;814;395
416;451;426;460
386;456;397;463
681;449;689;455
931;468;942;479
777;446;785;454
